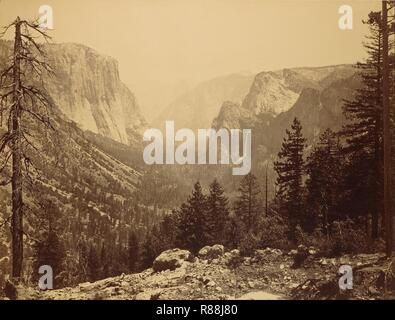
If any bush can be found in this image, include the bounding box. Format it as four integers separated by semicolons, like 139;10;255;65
239;233;259;257
257;215;290;250
295;218;369;257
329;219;368;256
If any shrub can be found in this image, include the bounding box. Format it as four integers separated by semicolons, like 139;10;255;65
295;218;369;257
239;233;259;257
258;215;291;251
329;219;368;256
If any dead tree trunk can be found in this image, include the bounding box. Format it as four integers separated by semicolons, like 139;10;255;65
11;17;23;279
1;17;54;280
382;1;393;257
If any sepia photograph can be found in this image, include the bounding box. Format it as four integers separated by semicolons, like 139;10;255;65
0;0;394;304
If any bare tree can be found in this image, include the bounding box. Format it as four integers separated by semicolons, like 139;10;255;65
382;1;393;257
0;17;54;280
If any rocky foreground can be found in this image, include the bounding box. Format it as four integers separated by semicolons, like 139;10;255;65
12;245;395;300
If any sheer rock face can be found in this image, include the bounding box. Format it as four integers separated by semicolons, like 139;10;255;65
45;43;146;145
0;41;146;145
213;65;359;141
212;101;243;129
241;71;301;117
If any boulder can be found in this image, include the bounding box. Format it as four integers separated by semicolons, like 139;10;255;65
237;291;283;300
198;245;225;260
153;249;194;272
135;288;162;300
224;249;242;268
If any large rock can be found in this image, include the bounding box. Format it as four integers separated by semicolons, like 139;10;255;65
223;249;242;268
153;249;194;272
237;291;284;300
198;245;225;260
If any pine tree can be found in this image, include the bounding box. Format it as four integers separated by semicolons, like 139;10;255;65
340;10;394;239
274;117;306;239
205;179;229;245
127;230;140;273
77;239;89;282
234;173;262;235
305;129;343;234
381;0;394;255
0;18;54;279
158;213;178;250
32;198;65;288
177;181;207;253
140;229;161;269
87;244;101;281
100;243;110;278
33;229;65;288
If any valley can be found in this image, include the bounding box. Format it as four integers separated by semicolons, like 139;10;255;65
0;5;394;300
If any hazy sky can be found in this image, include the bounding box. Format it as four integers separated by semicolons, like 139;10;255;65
0;0;381;120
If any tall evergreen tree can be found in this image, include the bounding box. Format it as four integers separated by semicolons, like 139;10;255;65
87;244;101;281
274;117;306;239
140;228;161;269
33;229;65;288
158;213;178;251
127;230;140;273
234;173;262;235
305;129;343;234
205;179;229;245
341;10;393;239
0;18;54;279
177;181;207;253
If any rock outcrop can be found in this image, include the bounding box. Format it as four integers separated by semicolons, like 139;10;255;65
213;65;358;142
153;249;194;272
198;245;225;261
0;40;147;145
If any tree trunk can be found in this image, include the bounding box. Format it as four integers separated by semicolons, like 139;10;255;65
11;17;23;279
265;164;268;216
382;1;393;256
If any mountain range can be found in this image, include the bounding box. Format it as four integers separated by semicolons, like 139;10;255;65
154;73;254;130
213;65;359;152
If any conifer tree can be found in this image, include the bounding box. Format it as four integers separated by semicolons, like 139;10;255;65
0;18;54;279
305;129;343;234
341;9;394;239
140;229;161;269
274;117;306;239
177;181;207;253
158;213;178;250
33;229;65;288
87;244;101;281
127;230;140;273
205;179;229;245
234;173;262;235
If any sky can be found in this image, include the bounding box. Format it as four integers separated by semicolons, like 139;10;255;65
0;0;382;120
